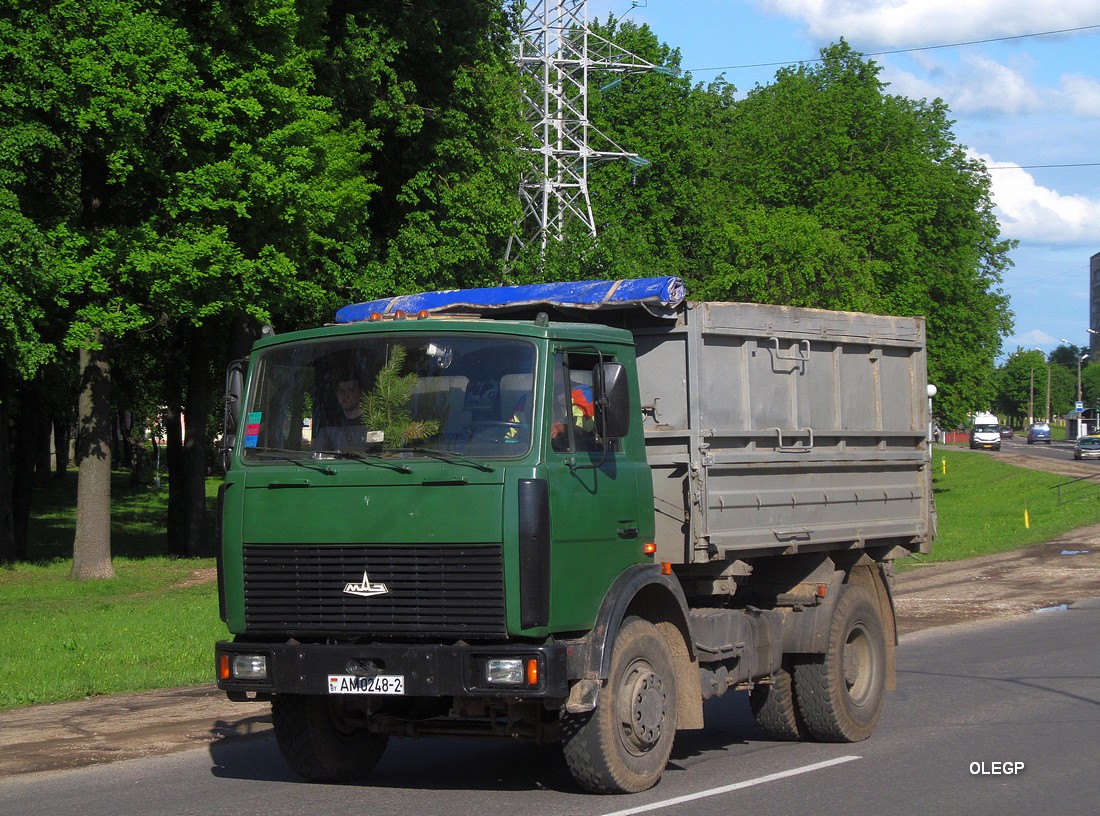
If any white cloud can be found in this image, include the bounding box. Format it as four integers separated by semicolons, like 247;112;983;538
756;2;1100;120
891;53;1043;115
882;55;1100;120
978;153;1100;245
1008;328;1060;350
760;0;1100;48
1059;74;1100;116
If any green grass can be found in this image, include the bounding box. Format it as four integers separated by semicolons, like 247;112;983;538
0;558;222;709
925;448;1100;562
0;471;223;710
3;451;1100;710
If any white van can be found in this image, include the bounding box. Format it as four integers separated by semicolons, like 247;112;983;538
969;412;1001;451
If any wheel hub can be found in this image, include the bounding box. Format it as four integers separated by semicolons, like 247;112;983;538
621;666;666;751
843;625;872;702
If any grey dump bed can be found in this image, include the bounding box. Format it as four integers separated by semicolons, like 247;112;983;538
633;301;933;565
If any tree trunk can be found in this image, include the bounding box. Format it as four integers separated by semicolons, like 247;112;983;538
129;422;152;486
53;418;70;478
11;395;39;559
0;393;17;564
71;335;115;580
182;325;213;556
33;409;52;483
165;402;185;557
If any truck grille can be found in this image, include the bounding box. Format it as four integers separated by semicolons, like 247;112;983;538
242;544;507;638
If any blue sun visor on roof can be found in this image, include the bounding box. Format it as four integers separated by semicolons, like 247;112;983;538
335;277;686;324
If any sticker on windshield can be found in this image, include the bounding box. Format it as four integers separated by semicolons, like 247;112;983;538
244;411;262;448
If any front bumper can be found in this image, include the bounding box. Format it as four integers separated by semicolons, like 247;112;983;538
216;640;574;700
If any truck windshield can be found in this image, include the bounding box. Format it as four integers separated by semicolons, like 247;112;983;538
240;334;536;462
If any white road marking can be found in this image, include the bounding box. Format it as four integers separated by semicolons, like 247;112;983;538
598;755;863;816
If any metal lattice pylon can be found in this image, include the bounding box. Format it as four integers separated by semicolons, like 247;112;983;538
507;1;659;267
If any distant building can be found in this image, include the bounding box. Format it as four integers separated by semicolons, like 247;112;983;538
1092;251;1100;357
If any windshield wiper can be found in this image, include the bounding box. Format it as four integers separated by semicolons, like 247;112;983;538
313;450;413;474
398;446;496;472
246;447;337;474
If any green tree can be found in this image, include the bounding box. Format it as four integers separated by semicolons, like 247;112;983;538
707;42;1013;426
0;197;65;563
318;1;525;295
1081;361;1100;407
360;346;439;448
563;29;1013;428
0;1;377;572
542;17;739;285
996;349;1049;423
1;1;531;571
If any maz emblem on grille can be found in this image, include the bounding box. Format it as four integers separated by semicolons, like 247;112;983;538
343;571;390;598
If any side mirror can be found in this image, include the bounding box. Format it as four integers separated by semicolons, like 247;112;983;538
221;359;247;471
593;362;631;439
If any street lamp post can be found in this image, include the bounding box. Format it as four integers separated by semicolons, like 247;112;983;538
1028;367;1035;426
1030;347;1045;424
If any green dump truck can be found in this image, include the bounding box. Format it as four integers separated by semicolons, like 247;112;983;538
215;277;935;793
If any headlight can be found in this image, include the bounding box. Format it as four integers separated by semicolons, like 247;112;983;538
484;657;541;687
231;654;268;680
486;658;525;685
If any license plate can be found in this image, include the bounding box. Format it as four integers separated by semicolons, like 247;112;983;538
327;674;405;695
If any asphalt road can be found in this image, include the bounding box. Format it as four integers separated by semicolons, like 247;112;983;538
3;598;1098;816
987;433;1100;468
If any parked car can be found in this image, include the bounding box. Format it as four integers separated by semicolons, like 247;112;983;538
1074;435;1100;459
999;425;1014;439
1027;422;1051;445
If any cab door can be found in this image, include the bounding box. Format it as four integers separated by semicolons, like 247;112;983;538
542;349;650;631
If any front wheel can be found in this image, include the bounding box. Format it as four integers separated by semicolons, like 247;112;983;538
562;617;679;793
793;585;886;742
271;695;389;783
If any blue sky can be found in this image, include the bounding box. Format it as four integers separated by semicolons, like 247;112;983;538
586;0;1100;358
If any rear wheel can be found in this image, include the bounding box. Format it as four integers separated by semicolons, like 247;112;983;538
750;665;809;741
793;586;886;742
562;617;678;793
272;694;389;783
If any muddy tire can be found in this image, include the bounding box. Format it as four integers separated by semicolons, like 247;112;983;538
793;585;886;742
562;617;678;793
749;665;808;741
272;694;389;783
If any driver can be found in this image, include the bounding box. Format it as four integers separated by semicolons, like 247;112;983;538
551;383;596;451
314;376;367;451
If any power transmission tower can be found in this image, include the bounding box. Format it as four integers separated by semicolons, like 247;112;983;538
507;0;662;268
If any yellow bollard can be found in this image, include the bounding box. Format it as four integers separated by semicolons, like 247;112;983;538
1024;508;1030;529
942;457;946;475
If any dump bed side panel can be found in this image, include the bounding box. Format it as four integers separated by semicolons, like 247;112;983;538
635;302;932;565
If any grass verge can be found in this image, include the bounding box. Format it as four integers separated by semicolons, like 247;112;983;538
924;448;1100;561
1;472;223;710
0;558;222;709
